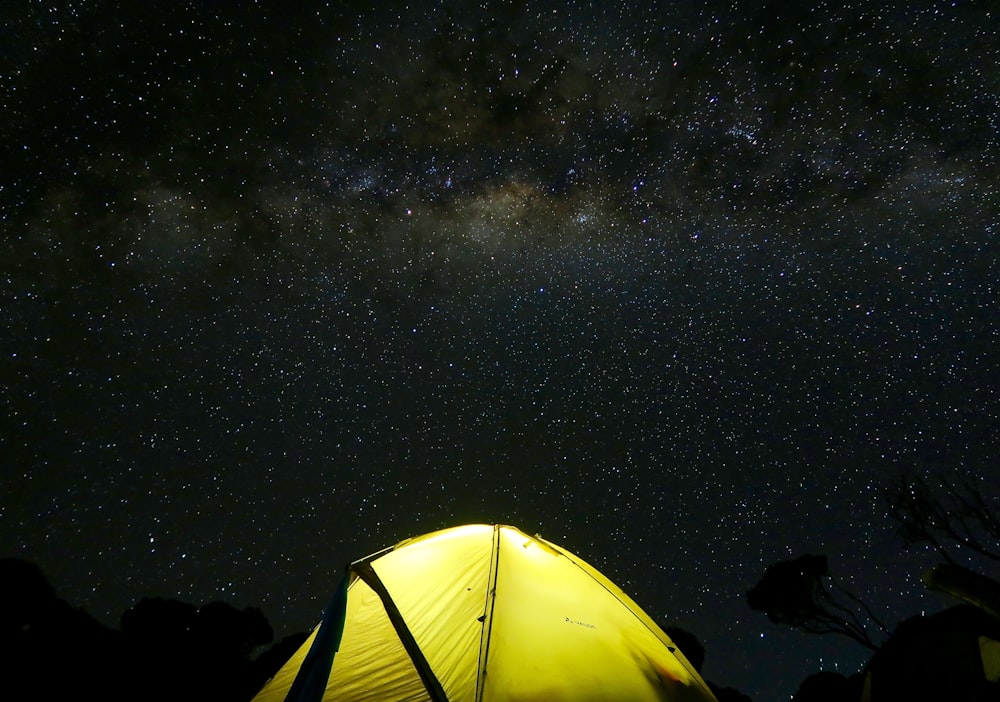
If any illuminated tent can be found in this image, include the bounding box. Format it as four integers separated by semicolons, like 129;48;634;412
253;524;718;702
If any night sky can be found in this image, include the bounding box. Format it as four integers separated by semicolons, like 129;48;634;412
3;1;999;699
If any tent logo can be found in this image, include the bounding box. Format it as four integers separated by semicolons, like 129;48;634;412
565;616;597;629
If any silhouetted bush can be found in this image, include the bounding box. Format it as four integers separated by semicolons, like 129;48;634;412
863;605;1000;701
709;682;754;702
660;623;753;700
0;559;299;702
665;625;706;672
791;671;864;702
0;558;124;700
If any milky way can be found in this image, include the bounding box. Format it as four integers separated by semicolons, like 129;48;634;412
3;2;999;700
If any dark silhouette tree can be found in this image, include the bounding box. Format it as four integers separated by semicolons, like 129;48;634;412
0;557;306;702
250;631;311;692
0;558;126;700
0;557;56;630
750;474;1000;699
885;470;1000;566
190;601;274;702
884;471;1000;620
191;601;274;659
791;671;864;702
121;596;199;646
119;597;276;702
862;605;1000;701
663;625;705;672
658;624;753;701
747;554;889;651
709;684;754;702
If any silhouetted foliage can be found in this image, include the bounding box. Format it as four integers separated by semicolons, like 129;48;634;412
664;625;706;672
660;624;753;700
195;601;274;658
863;605;1000;701
0;558;300;702
0;557;56;628
118;597;279;702
883;470;1000;623
747;474;1000;698
791;671;864;702
121;596;199;646
885;471;1000;566
747;554;888;651
251;631;311;691
1;558;123;700
708;682;754;702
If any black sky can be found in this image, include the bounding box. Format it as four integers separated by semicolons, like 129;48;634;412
3;1;999;699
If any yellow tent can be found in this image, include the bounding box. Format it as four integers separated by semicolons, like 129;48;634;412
253;524;718;702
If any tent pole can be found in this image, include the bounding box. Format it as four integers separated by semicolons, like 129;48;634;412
474;524;502;702
282;569;350;702
354;561;450;702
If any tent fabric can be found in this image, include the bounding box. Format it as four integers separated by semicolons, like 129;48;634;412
981;636;1000;683
253;524;718;702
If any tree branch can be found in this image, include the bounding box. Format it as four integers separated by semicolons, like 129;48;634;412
884;471;1000;564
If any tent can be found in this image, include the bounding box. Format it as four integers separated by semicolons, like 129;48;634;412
253;524;718;702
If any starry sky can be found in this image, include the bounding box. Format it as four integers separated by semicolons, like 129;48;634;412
2;1;999;699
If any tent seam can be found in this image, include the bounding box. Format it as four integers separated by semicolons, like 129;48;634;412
474;524;501;702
